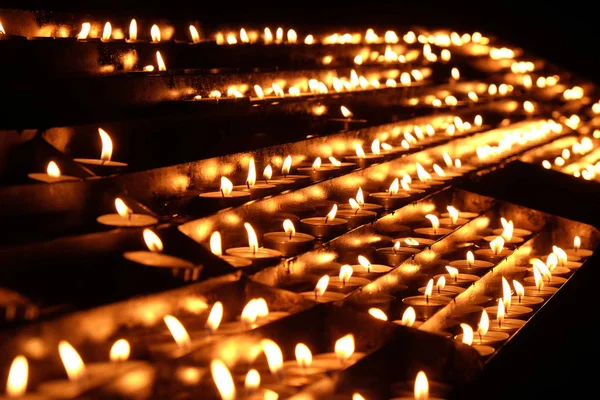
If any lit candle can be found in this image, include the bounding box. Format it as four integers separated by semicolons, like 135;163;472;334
484;278;533;319
393;237;435;249
96;198;158;227
123;229;196;270
217;298;289;333
523;258;567;287
523;266;559;298
418;276;465;298
232;158;277;198
488;298;526;334
448;251;494;272
413;214;454;237
492;218;532;237
438;206;469;227
263;219;315;257
209;231;252;268
432;164;462;180
300;205;348;239
261;165;295;189
327;156;356;171
310;334;365;371
198;177;251;208
297;157;340;181
73;128;128;174
376;240;421;266
336;199;378;229
564;235;593;257
350;255;392;277
338;188;383;213
392;371;447;400
282;343;327;378
454;310;509;347
279;155;312;183
299;275;347;303
345;143;385;168
408;163;446;189
225;223;282;266
402;279;452;319
327;264;370;292
457;323;494;357
474;236;512;261
28;161;78;183
392;306;423;328
368;178;410;210
484;219;523;244
433;266;480;287
211;360;235;400
0;356;47;399
510;280;544;307
440;204;478;219
528;253;570;276
552;246;582;269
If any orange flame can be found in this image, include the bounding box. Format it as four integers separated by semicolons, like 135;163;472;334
414;371;429;400
326;204;338;222
109;339;130;362
205;302;223;334
401;307;416;326
211;360;235;400
6;355;28;397
156;51;166;71
315;275;330;297
58;341;86;380
334;334;355;362
282;155;292;176
151;24;161;42
164;315;191;349
502;277;512;311
369;308;388;321
295;343;313;368
490;236;505;255
47;161;61;178
189;26;200;43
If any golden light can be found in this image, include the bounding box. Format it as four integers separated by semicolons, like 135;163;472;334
243;223;259;252
112;198;131;219
246;157;257;187
241;299;260;325
295;343;313;368
401;140;410;149
314;275;330;298
6;355;28;397
460;323;473;346
445;206;459;225
416;163;432;182
488;84;497;96
101;22;112;41
304;34;314;44
151;24;161;42
490;236;505;255
425;214;440;231
501;220;514;241
443;152;453;168
253;85;265;99
240;28;249;43
209;90;222;99
77;22;91;39
219;177;234;196
109;339;130;362
533;265;544;290
276;27;283;43
211;359;235;400
287;29;297;43
355;144;366;158
141;229;164;253
260;165;273;182
542;160;552;169
405;238;419;246
182;26;199;43
511;280;525;302
371;139;381;155
523;101;534;114
368;308;388;321
553;246;568;265
433;164;446;178
353;394;366;400
546;253;558;272
272;83;285;97
46;161;61;178
312;157;322;170
445;266;459;282
264;28;273;44
493;299;504;327
356;188;365;206
58;341;86;381
164;315;191;349
260;339;283;376
245;369;260;391
424;279;434;301
205;302;223;334
401;307;416;327
341;106;353;118
282;155;292;176
502;277;512;311
386;78;397;88
326;204;338;222
126;19;138;41
531;258;552;282
334;334;355;363
574;236;581;251
400;73;411;86
382;178;399;196
349;198;360;211
97;127;114;162
462;251;474;268
414;371;429;400
156;51;166;71
478;310;489;337
325;157;340;168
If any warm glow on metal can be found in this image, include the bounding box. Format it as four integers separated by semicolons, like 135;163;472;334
211;360;235;400
261;339;283;376
156;51;166;71
490;236;505;255
109;339;130;362
414;371;429;400
6;356;28;397
460;323;473;346
189;25;200;43
243;223;259;252
401;307;416;326
315;275;330;298
151;25;161;42
205;302;223;334
335;334;355;362
341;106;353;118
58;341;86;381
425;214;439;231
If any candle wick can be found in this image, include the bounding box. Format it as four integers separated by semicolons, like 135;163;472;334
265;178;268;184
478;332;482;344
246;181;250;189
289;232;293;240
437;286;441;294
354;208;359;215
220;188;225;198
314;290;318;301
342;278;346;287
498;319;502;328
128;211;132;221
519;295;522;303
325;216;329;224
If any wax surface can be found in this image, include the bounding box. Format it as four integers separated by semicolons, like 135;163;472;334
433;273;479;286
483;235;524;244
97;213;158;227
413;227;454;236
299;291;346;303
328;276;370;289
74;158;128;167
226;247;282;259
448;259;494;270
455;331;509;346
441;211;478;219
492;227;532;237
27;173;78;183
485;305;533;318
219;255;252;268
489;318;526;333
351;264;392;274
439;217;469;226
123;251;195;269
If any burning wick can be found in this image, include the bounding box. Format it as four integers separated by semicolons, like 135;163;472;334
314;275;329;300
283;219;295;240
358;256;372;274
424;279;433;304
325;204;337;224
339;264;353;287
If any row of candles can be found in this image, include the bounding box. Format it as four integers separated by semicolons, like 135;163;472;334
539;135;600;181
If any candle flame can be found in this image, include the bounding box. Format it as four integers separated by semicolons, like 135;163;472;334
447;206;459;224
240;28;249;43
523;101;534;113
512;280;524;300
329;157;342;167
272;83;285;97
260;339;283;376
77;22;91;39
368;308;388;321
353;188;365;206
156;51;166;71
143;229;163;252
445;266;459;280
371;139;381;155
424;279;434;300
253;85;264;99
349;198;360;211
326;204;338;221
405;238;420;246
358;256;372;271
574;236;581;250
114;198;131;218
128;19;137;41
490;236;505;255
401;307;416;326
283;219;296;238
282;155;292;176
205;302;223;334
553;246;568;265
393;241;401;251
58;341;86;381
189;25;200;43
416;163;431;182
151;24;161;42
295;343;313;368
262;165;273;181
109;339;130;362
312;157;322;171
474;115;483;126
304;34;314;44
533;265;544;289
433;164;446;177
443;152;453;168
546;253;558;272
501;220;514;241
47;161;61;178
314;275;330;297
334;334;355;362
478;310;489;336
355;144;366;158
460;323;473;346
264;27;273;43
414;371;429;400
502;277;512;310
287;29;297;43
245;369;260;391
455;159;462;168
436;276;446;291
425;214;439;230
220;177;233;196
276;27;283;43
531;258;552;282
243;223;259;252
389;178;400;195
241;299;260;325
451;67;460;80
98;128;113;162
6;356;28;397
341;106;353;118
466;251;475;265
102;22;112;41
164;315;191;349
211;360;235;400
247;157;257;187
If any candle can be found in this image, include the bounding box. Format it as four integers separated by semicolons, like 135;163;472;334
552;246;583;269
454;311;509;347
345;143;385;168
310;334;365;371
211;360;235;400
216;298;288;335
282;343;327;381
300;204;348;239
97;198;158;228
474;236;512;261
484;279;533;319
485;219;524;244
123;229;196;270
488;299;526;334
438;206;469;227
261;165;296;189
392;306;424;328
327;156;356;172
351;255;392;277
510;280;544;307
413;214;453;237
448;251;494;272
338;188;383;213
297;157;340;181
368;178;410;210
336;199;378;229
74;128;128;174
225;223;282;266
327;265;370;292
198;177;251;208
528;253;570;276
565;235;593;257
457;323;495;357
432;164;462;181
232;158;277;199
391;371;446;400
376;240;420;266
492;218;532;237
209;232;253;268
418;276;465;298
279;155;312;184
440;209;478;220
299;275;347;303
393;237;435;249
402;279;452;319
523;265;559;298
523;258;567;286
433;266;480;287
399;175;426;195
1;356;48;399
28;161;79;183
263;219;315;257
408;163;446;189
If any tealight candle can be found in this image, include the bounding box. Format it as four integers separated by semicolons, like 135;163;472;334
261;165;296;189
198;177;251;208
488;299;526;333
300;205;348;239
392;306;424;328
418;277;465;298
336;199;378;229
327;265;370;292
376;241;420;266
124;229;196;270
484;304;532;319
232;157;277;199
97;198;158;228
413;214;453;237
225;223;282;267
457;323;495;358
527;253;570;276
280;155;312;184
351;255;393;277
492;218;532;237
263;219;315;257
523;258;567;287
338;188;383;213
281;344;328;385
28;161;79;183
74;128;128;175
454;311;509;347
565;236;593;257
434;266;480;287
368;178;410;210
408;163;446;189
402;279;452;319
327;156;356;172
432;164;463;180
393;237;435;249
209;232;253;268
345;143;385;168
552;246;583;269
448;251;494;272
391;371;446;400
440;210;479;219
1;355;48;399
297;157;340;181
310;334;365;371
474;236;512;261
438;206;469;227
299;275;347;303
